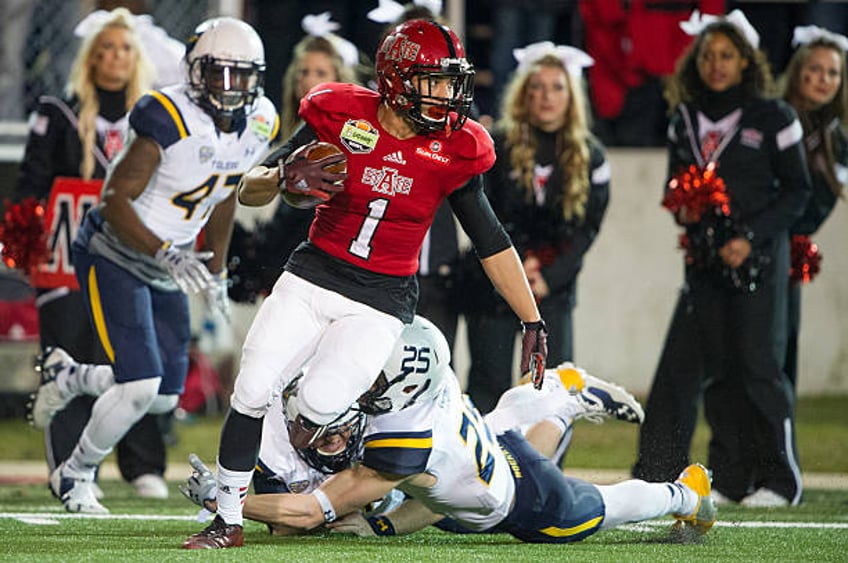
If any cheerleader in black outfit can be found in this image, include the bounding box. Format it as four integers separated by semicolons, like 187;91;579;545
634;10;811;507
780;26;848;389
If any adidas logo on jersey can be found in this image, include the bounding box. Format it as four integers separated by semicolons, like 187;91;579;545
383;151;406;165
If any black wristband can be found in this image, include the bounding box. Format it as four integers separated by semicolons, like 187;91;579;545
522;319;547;332
366;515;397;536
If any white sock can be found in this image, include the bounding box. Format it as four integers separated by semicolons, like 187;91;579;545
216;462;253;526
596;480;697;529
59;363;115;397
549;422;573;465
484;383;572;434
64;378;159;477
64;433;110;479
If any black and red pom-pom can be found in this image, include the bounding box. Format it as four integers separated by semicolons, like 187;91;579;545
0;197;49;273
663;162;731;223
789;234;822;284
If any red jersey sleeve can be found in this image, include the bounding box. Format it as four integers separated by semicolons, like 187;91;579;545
295;83;495;276
453;119;496;178
299;83;380;138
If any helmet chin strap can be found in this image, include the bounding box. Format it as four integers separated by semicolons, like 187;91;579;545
211;109;246;133
213;114;234;132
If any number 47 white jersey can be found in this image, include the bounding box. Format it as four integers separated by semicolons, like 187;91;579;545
126;83;278;246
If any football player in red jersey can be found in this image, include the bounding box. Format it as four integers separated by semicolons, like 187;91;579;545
184;19;547;549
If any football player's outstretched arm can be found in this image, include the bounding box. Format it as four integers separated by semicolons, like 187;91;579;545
450;176;546;386
201;191;236;275
479;247;540;323
237;164;279;207
242;491;323;530
329;497;444;537
244;464;405;531
99;135;163;255
448;177;540;324
238;124;320;206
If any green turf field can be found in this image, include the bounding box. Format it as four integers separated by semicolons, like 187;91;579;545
1;395;846;561
1;482;846;562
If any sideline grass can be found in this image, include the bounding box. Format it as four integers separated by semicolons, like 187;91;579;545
1;397;846;561
1;482;847;562
3;395;846;473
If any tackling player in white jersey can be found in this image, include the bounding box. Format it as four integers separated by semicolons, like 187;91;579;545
182;317;715;547
243;317;636;508
31;17;278;515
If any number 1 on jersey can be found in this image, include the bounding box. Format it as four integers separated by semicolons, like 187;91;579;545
349;198;389;259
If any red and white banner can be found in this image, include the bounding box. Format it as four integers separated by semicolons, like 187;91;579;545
30;177;102;290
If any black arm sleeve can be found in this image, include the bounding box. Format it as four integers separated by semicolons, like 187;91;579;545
746;103;811;244
260;123;320;168
448;175;512;259
791;125;845;235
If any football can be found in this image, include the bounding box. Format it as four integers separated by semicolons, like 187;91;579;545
282;142;347;209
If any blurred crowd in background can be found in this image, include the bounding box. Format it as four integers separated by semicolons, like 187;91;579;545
2;1;847;148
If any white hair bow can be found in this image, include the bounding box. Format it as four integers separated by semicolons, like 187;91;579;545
367;0;443;24
301;12;340;36
513;41;594;77
792;25;848;52
74;9;137;37
75;9;185;87
301;12;360;68
679;9;760;50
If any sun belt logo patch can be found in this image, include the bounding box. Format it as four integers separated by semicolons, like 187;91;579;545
362;166;413;196
415;146;450;165
340;119;379;153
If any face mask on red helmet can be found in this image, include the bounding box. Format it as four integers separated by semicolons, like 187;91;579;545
375;19;475;134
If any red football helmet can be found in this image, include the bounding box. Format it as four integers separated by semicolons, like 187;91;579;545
376;19;474;133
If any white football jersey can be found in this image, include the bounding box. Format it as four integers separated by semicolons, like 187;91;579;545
362;376;516;531
127;84;278;246
255;365;581;513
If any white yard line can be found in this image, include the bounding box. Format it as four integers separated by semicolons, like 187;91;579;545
620;520;848;530
0;512;197;521
4;464;846;489
2;511;848;530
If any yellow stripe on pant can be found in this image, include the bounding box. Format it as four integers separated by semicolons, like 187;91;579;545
87;265;115;363
540;515;603;538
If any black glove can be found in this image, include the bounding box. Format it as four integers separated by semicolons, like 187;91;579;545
278;142;347;202
520;319;548;390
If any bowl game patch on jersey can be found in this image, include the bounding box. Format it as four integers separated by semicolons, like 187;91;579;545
340;119;379;154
